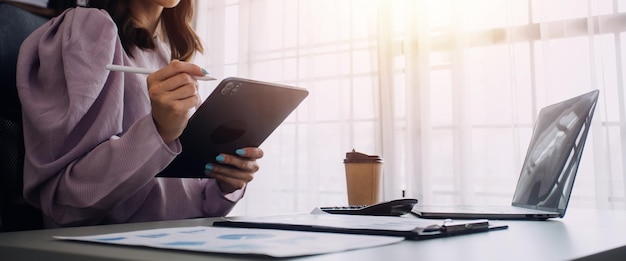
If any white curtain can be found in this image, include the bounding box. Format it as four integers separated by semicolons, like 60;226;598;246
193;0;626;216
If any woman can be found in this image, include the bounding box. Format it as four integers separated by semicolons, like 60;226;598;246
16;0;262;228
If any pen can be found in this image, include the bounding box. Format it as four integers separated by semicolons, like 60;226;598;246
105;64;217;81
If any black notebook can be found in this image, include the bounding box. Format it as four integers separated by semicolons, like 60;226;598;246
158;77;309;178
212;213;507;240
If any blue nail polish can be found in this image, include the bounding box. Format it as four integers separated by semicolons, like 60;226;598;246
201;68;209;75
216;155;225;162
204;163;213;171
236;149;245;156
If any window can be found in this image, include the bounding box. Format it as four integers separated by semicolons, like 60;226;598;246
195;0;626;216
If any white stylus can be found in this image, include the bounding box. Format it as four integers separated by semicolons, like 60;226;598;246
105;64;217;81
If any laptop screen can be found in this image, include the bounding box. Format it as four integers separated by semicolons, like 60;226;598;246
511;90;599;216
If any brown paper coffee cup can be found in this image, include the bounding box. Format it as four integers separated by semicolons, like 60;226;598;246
344;150;383;206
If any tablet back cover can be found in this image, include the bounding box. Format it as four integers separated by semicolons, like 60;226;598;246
157;77;308;178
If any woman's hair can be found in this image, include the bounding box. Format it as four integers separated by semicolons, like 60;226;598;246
88;0;203;61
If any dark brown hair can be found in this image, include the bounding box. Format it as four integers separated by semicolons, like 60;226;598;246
88;0;203;61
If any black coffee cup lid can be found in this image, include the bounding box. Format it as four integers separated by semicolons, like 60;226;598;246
344;149;383;163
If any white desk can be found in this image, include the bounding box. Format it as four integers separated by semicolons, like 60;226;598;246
0;209;625;261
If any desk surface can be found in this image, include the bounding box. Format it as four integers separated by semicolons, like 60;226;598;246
0;208;625;261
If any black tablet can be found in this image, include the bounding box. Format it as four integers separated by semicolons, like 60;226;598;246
157;77;308;178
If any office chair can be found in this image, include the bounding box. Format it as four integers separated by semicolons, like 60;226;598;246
0;2;50;232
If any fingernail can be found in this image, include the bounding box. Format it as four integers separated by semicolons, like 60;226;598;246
204;163;213;172
236;149;245;156
201;68;209;75
216;155;225;163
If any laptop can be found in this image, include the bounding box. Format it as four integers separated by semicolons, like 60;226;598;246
412;89;599;220
157;77;309;178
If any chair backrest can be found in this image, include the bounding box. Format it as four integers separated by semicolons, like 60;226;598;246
0;2;50;232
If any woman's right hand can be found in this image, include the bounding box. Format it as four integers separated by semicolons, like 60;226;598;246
147;60;208;144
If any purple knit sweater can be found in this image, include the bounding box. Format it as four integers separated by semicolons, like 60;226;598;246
16;7;241;228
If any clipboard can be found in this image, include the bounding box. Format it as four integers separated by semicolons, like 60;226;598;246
212;213;508;240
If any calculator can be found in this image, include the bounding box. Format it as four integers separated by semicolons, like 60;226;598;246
320;198;418;216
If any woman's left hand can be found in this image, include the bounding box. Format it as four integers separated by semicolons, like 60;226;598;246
204;147;264;194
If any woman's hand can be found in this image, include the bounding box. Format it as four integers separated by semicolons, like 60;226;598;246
147;60;208;144
204;147;264;194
